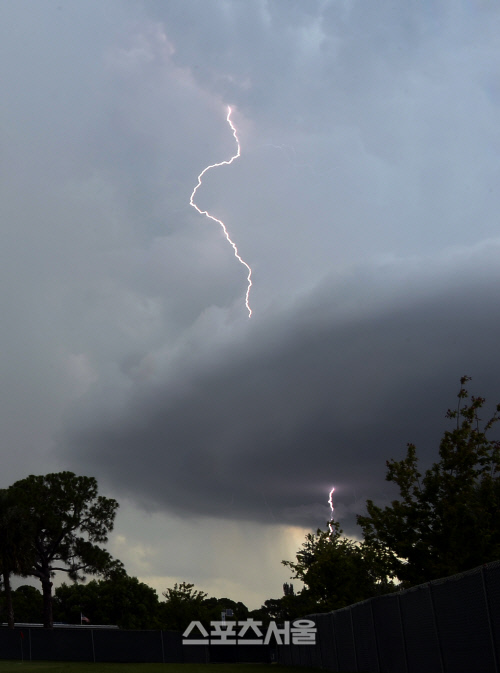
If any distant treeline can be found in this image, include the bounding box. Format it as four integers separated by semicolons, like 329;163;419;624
1;580;260;631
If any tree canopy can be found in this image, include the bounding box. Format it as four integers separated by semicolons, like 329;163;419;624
8;471;119;627
282;519;394;612
160;581;210;632
357;376;500;585
55;573;161;629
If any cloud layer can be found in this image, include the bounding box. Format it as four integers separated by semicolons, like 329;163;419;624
61;247;500;532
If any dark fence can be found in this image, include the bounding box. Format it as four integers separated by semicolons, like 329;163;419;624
277;559;500;673
0;628;184;663
0;627;273;663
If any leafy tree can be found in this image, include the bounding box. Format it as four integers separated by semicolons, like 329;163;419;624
54;573;161;629
250;583;317;624
11;585;43;623
8;472;119;628
159;583;253;632
357;376;500;585
53;580;90;624
283;519;393;613
160;582;209;632
202;596;249;625
253;598;286;623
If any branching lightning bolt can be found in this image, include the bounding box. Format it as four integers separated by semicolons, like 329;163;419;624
328;487;335;536
190;106;252;318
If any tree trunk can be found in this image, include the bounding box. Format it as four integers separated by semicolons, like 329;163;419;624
41;576;53;628
2;570;14;629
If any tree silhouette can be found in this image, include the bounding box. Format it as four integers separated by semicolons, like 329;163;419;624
358;376;500;585
9;472;119;627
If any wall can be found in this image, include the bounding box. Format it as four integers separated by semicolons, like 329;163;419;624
277;559;500;673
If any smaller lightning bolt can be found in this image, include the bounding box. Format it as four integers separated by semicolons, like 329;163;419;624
328;487;335;536
190;106;252;318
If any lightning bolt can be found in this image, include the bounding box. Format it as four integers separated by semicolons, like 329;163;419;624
190;106;252;318
328;487;335;535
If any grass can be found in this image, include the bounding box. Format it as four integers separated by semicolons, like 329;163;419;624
0;664;322;673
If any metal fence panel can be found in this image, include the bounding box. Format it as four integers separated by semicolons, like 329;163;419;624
181;643;209;663
484;561;500;668
351;601;379;673
93;629;163;663
0;629;33;661
315;612;338;671
432;568;496;673
277;642;293;667
289;634;302;667
237;644;273;663
302;615;323;669
371;593;407;673
399;584;442;673
333;609;357;672
209;643;237;663
28;627;94;662
161;630;183;663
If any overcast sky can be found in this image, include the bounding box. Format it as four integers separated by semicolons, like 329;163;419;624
1;0;500;609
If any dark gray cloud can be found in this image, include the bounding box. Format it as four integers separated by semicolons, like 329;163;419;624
60;247;500;534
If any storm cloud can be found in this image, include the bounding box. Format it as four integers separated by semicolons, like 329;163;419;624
1;0;500;606
61;248;500;532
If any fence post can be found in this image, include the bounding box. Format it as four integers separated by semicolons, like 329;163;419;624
350;608;358;672
428;582;445;673
160;630;165;664
397;593;409;673
369;599;381;673
90;629;96;663
332;614;340;672
481;565;499;673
